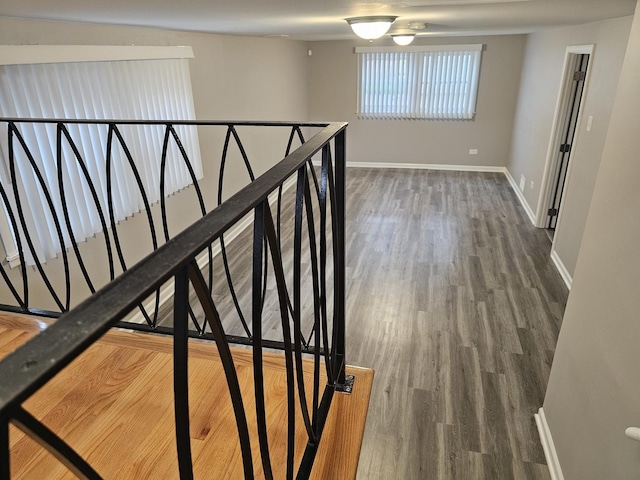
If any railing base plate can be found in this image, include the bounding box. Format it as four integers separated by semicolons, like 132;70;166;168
335;374;355;394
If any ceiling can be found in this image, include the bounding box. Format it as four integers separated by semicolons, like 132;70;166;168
0;0;636;40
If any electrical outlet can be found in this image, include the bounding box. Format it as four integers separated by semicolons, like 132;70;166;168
530;180;534;190
519;175;525;192
469;149;478;155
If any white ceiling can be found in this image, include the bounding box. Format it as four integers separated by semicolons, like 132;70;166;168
0;0;636;40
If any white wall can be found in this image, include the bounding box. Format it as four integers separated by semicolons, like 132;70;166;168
542;2;640;478
507;17;632;279
308;35;526;168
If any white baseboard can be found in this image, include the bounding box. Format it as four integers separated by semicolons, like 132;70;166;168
126;174;297;325
535;407;565;480
550;249;572;290
504;169;537;225
343;161;507;173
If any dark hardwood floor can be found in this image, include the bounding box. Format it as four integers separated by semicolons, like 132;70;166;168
154;167;567;479
346;168;567;480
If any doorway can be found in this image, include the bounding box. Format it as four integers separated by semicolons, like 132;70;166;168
547;54;589;237
536;45;593;240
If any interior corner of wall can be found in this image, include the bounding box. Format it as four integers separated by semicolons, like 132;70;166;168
504;168;537;225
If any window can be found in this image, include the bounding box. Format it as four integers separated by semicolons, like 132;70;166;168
0;47;201;265
356;44;483;120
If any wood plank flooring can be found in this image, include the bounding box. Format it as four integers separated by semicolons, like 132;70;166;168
343;169;567;480
154;167;568;479
0;314;373;479
5;167;568;479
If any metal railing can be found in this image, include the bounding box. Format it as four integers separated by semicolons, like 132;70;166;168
0;119;348;478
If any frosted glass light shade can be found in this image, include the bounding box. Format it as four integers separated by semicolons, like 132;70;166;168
346;16;398;40
392;34;415;46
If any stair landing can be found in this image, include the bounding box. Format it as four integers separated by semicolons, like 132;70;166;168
0;314;373;479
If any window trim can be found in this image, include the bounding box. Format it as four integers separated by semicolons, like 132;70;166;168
0;45;194;66
354;44;483;54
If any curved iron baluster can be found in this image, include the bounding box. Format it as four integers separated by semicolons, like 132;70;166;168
11;406;102;479
276;126;309;338
332;131;348;385
318;144;334;382
57;123;115;295
288;126;320;203
230;125;272;323
251;202;274;480
0;184;27;309
217;126;253;339
159;125;208;240
8;123;68;312
187;262;255;479
168;126;214;302
159;125;210;336
292;167;316;443
302;161;321;350
324;143;345;384
288;126;319;200
261;202;297;480
300;163;323;432
1;418;8;478
173;266;194;479
105;124;158;327
0;261;23;310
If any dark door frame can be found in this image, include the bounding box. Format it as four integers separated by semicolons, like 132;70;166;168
535;44;594;232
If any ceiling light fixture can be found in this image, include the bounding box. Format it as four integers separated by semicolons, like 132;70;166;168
346;16;398;40
392;34;415;46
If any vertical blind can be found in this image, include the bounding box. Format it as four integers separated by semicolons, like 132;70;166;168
356;44;482;120
0;57;202;265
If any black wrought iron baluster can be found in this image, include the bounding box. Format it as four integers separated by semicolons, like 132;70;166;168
323;142;346;384
105;124;156;327
160;125;208;240
277;126;309;335
333;130;347;385
1;415;9;480
168;125;215;306
8;123;68;313
188;263;254;479
160;125;206;336
0;185;27;310
261;202;298;480
296;385;335;479
290;126;320;200
0;263;22;311
229;126;256;182
300;164;323;433
173;266;194;480
218;126;252;339
318;142;333;383
228;127;272;317
252;202;274;480
11;407;101;479
57;123;116;295
292;167;316;444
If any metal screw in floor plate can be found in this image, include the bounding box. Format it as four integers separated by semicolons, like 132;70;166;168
336;374;355;394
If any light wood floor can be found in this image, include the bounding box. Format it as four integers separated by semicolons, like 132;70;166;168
0;314;373;479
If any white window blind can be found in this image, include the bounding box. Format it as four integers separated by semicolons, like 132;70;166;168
0;56;202;265
356;44;482;120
